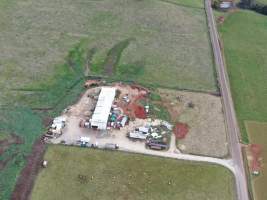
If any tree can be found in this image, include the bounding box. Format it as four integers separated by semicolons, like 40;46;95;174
241;0;256;7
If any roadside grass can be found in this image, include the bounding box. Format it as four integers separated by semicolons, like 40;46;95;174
31;145;236;200
245;121;267;200
218;10;267;143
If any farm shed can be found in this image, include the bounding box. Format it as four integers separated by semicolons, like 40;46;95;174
90;87;116;130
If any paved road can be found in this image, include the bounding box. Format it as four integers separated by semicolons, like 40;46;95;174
204;1;250;200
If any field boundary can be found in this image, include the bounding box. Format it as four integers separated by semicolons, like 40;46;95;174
158;0;204;9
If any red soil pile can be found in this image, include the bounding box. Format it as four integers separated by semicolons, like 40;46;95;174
134;105;146;119
174;123;189;139
250;144;262;172
116;84;148;119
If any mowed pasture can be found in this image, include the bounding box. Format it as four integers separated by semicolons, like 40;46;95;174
218;10;267;142
245;121;267;200
31;145;236;200
0;0;216;106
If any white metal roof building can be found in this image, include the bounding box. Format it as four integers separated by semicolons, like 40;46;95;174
90;87;116;130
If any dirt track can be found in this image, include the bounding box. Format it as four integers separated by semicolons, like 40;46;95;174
11;138;46;200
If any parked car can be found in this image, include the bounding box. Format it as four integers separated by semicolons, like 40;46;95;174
127;131;147;141
104;143;119;150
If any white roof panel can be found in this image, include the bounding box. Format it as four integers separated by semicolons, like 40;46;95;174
91;87;116;129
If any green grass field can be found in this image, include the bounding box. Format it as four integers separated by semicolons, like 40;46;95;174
31;145;235;200
245;121;267;200
218;10;267;142
0;0;216;101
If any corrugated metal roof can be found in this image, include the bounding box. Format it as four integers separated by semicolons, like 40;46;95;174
91;87;116;129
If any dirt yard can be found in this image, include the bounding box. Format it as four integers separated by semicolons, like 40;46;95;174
47;85;228;158
158;89;228;158
49;84;169;153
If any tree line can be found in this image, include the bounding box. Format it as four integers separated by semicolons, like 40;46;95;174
239;0;267;15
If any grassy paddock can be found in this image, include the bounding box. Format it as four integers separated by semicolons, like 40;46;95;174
31;145;236;200
245;121;267;200
0;0;216;99
218;10;267;142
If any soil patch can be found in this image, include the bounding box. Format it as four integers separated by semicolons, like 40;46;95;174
174;123;189;139
42;117;53;127
115;83;148;120
158;89;228;158
250;144;262;172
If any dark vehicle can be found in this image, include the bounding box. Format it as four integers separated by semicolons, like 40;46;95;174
146;139;167;150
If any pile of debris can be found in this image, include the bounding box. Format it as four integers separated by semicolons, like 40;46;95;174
115;84;150;120
107;104;129;129
127;120;172;150
84;79;102;88
45;116;66;139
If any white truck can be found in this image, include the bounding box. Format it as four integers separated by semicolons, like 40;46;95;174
127;131;147;141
